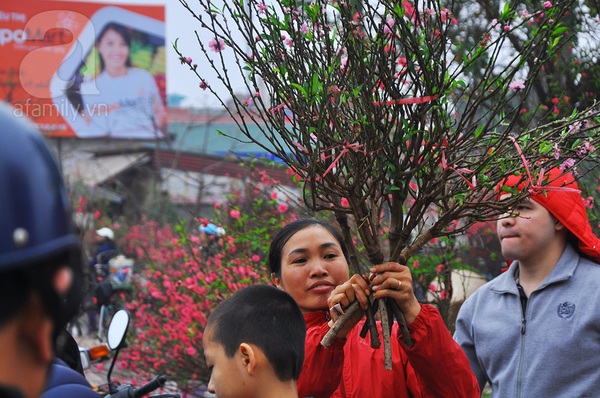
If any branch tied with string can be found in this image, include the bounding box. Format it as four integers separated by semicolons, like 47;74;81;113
508;136;582;196
436;137;477;190
317;93;447;369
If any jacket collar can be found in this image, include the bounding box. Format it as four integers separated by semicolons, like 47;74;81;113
304;310;329;327
492;243;579;295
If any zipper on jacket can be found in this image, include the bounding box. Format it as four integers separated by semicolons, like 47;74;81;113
517;283;528;334
516;283;529;398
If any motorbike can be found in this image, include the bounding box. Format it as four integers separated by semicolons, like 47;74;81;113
83;309;180;398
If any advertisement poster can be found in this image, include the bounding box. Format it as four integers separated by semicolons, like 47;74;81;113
0;1;166;139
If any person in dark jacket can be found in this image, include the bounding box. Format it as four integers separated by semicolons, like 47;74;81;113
89;227;117;281
41;328;101;398
0;103;84;398
87;227;117;332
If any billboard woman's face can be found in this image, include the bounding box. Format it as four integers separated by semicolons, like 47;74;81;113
97;29;130;74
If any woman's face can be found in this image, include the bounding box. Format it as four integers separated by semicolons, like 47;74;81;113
271;225;349;313
97;29;129;71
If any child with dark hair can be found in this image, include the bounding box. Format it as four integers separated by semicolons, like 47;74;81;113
203;285;305;398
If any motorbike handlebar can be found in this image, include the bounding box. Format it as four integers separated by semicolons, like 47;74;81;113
134;375;167;398
105;375;177;398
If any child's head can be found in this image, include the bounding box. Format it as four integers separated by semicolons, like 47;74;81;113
203;285;305;397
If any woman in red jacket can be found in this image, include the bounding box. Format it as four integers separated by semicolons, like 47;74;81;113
268;219;479;398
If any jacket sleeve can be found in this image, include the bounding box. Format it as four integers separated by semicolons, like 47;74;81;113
454;296;488;392
401;304;480;398
297;320;345;398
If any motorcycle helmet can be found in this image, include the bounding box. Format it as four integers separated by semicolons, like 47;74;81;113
0;103;79;268
0;102;81;343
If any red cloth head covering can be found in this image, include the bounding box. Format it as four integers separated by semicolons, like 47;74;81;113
500;167;600;264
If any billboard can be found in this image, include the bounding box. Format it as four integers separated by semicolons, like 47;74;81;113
1;1;166;139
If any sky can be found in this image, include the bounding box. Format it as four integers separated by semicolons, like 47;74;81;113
78;0;246;109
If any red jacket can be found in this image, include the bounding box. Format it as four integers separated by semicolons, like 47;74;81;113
297;304;479;398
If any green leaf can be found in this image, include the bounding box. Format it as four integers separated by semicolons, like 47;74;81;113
474;125;484;139
538;141;554;154
290;83;308;97
499;2;515;20
311;73;321;95
552;26;569;36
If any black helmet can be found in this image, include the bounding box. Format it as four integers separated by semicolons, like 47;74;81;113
0;102;81;344
0;102;79;269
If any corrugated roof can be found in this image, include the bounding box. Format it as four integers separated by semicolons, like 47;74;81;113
62;152;150;186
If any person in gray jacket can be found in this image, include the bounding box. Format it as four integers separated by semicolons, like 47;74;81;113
455;167;600;398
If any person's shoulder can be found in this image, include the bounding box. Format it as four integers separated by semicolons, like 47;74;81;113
578;255;600;268
99;241;117;251
460;274;502;307
80;74;106;93
42;360;100;398
573;254;600;281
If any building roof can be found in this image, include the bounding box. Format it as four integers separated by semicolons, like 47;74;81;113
164;107;286;162
62;152;150;186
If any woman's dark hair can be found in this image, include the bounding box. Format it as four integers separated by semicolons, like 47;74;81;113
268;218;350;276
96;23;132;72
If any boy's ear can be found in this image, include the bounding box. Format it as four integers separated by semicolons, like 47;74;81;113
239;343;258;376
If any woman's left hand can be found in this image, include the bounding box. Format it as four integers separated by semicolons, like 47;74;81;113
369;262;422;324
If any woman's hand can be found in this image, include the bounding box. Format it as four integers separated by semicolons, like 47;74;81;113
328;273;371;313
369;262;422;324
326;274;371;337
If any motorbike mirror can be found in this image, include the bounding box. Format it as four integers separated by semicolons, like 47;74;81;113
107;309;130;350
